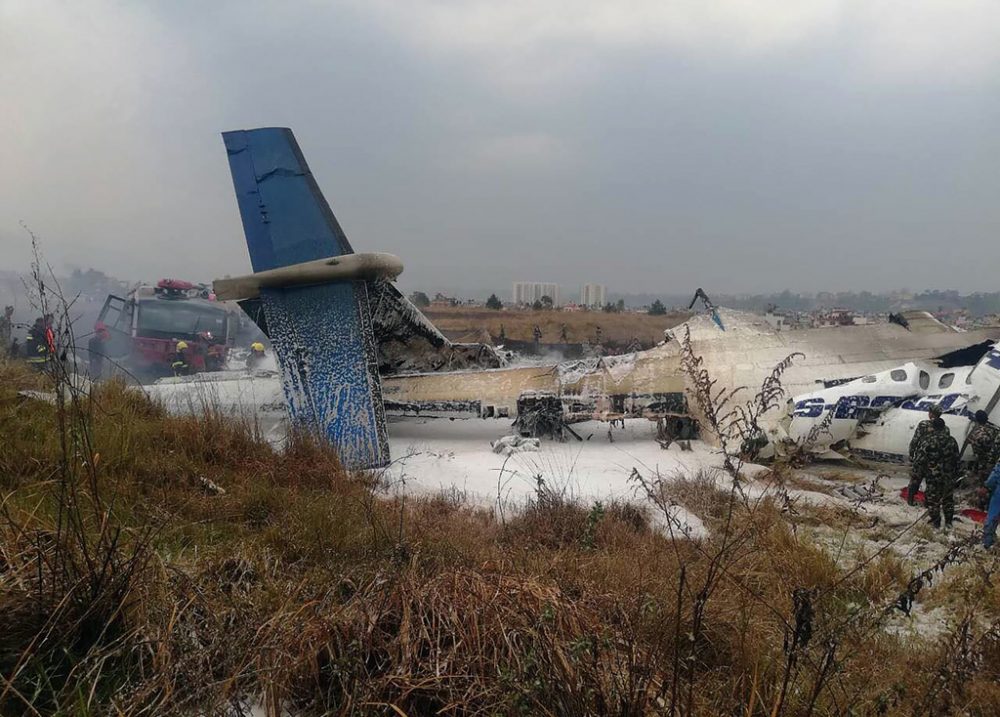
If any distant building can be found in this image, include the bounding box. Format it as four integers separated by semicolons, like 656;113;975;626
815;308;856;327
429;292;458;309
513;281;560;307
933;308;971;328
762;304;806;331
579;283;607;309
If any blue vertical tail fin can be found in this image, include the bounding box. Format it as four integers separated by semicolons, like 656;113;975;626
223;127;389;469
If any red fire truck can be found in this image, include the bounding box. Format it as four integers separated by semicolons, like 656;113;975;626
96;279;237;380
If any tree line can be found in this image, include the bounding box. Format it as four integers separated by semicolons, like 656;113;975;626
411;291;670;316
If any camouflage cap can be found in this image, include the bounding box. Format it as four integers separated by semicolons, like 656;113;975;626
928;404;943;417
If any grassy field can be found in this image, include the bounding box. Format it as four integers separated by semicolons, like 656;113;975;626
2;360;1000;716
422;306;691;346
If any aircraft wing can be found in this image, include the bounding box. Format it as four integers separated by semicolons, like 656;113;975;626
223;127;389;469
897;310;956;334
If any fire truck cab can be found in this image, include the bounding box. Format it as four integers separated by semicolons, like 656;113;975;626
97;279;236;380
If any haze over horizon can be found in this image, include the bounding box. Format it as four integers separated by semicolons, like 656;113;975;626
2;1;999;295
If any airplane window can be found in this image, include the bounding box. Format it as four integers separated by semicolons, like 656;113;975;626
939;373;955;389
891;369;907;382
862;376;877;383
919;371;930;389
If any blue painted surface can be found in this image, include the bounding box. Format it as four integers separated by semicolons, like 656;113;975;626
224;127;389;469
261;283;388;468
985;465;1000;547
793;392;973;419
223;128;353;272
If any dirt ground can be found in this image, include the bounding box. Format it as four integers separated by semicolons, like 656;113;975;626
422;306;691;345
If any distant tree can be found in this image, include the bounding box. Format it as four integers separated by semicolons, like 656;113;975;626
602;302;615;313
410;291;430;308
532;299;543;311
615;299;626;313
485;293;503;310
540;295;554;310
648;299;667;316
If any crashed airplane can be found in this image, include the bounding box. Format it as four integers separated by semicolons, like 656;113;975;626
147;127;1000;469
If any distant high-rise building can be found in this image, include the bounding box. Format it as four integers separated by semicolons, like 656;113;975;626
513;281;561;307
580;283;607;308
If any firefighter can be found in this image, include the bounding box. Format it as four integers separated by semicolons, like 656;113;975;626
25;316;52;367
906;404;942;505
246;342;266;370
199;331;224;371
912;417;959;530
88;322;111;379
171;340;192;376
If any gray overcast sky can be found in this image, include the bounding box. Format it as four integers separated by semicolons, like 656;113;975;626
1;0;999;296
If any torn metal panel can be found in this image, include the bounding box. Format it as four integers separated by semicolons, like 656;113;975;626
368;280;504;374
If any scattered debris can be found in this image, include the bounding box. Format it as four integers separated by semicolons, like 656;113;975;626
836;474;886;507
16;389;56;405
491;435;540;455
197;475;226;495
513;393;565;440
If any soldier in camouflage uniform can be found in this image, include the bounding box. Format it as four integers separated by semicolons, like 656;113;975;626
912;417;959;529
966;410;999;502
907;404;943;505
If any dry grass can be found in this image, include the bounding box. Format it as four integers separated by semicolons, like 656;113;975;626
422;307;690;345
2;361;1000;716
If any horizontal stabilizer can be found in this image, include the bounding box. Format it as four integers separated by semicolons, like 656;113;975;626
214;253;403;301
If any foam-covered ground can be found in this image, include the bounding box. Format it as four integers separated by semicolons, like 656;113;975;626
386;417;716;498
382;418;751;538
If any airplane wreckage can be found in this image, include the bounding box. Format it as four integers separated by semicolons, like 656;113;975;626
147;127;1000;470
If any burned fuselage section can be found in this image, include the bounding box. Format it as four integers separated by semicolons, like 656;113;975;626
382;349;697;439
382;309;1000;463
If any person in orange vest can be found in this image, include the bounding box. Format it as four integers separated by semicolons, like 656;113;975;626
44;314;55;356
